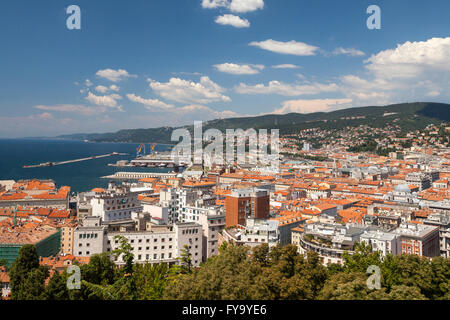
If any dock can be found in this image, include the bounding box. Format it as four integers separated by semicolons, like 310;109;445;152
101;171;179;180
23;152;129;168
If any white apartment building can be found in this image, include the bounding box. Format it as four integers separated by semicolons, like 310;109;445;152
221;218;280;248
90;185;142;222
180;206;225;260
107;222;203;267
159;189;196;224
360;230;401;257
73;217;107;257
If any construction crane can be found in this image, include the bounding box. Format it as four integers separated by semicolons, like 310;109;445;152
150;143;157;154
136;143;146;158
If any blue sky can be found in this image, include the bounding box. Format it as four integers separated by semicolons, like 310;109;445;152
0;0;449;137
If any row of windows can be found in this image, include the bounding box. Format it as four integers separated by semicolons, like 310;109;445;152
110;237;173;245
106;204;136;210
79;233;98;239
105;198;131;205
107;211;131;217
182;228;199;235
133;245;173;251
136;253;173;260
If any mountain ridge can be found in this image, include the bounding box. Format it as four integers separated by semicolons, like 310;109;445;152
54;102;450;143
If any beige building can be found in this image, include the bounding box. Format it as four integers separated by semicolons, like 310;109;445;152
61;225;76;255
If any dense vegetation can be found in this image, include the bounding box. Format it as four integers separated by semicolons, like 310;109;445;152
55;103;450;143
6;240;450;300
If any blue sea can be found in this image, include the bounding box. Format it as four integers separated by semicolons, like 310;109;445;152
0;139;172;193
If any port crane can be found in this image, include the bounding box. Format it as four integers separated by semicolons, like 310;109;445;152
136;143;158;157
150;143;157;154
136;143;146;157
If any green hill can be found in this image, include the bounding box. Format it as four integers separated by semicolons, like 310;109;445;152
57;102;450;143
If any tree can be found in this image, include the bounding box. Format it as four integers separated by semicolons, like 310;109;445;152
0;258;8;269
81;253;116;285
178;244;192;274
388;285;427;300
318;272;377;300
9;245;49;300
45;271;70;300
134;262;176;300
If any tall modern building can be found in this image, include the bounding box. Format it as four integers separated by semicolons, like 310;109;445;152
225;189;270;227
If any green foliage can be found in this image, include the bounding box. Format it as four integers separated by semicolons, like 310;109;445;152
163;244;327;300
178;244;192;274
44;271;70;300
0;258;8;270
9;245;49;300
9;240;450;300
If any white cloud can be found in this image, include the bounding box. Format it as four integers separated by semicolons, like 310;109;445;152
96;69;136;82
37;112;54;120
95;84;121;93
177;105;241;120
202;0;264;13
336;37;450;106
33;104;103;116
272;64;301;69
280;99;352;114
333;47;365;57
364;37;450;79
126;94;174;109
214;63;264;75
95;85;109;93
272;98;353;114
249;39;319;56
427;91;440;97
85;92;122;108
215;14;250;28
202;0;229;9
148;76;231;104
229;0;264;13
235;80;339;96
85;79;93;87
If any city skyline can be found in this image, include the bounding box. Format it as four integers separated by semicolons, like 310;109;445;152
1;0;450;137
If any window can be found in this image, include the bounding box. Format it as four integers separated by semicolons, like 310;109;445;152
154;246;157;250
